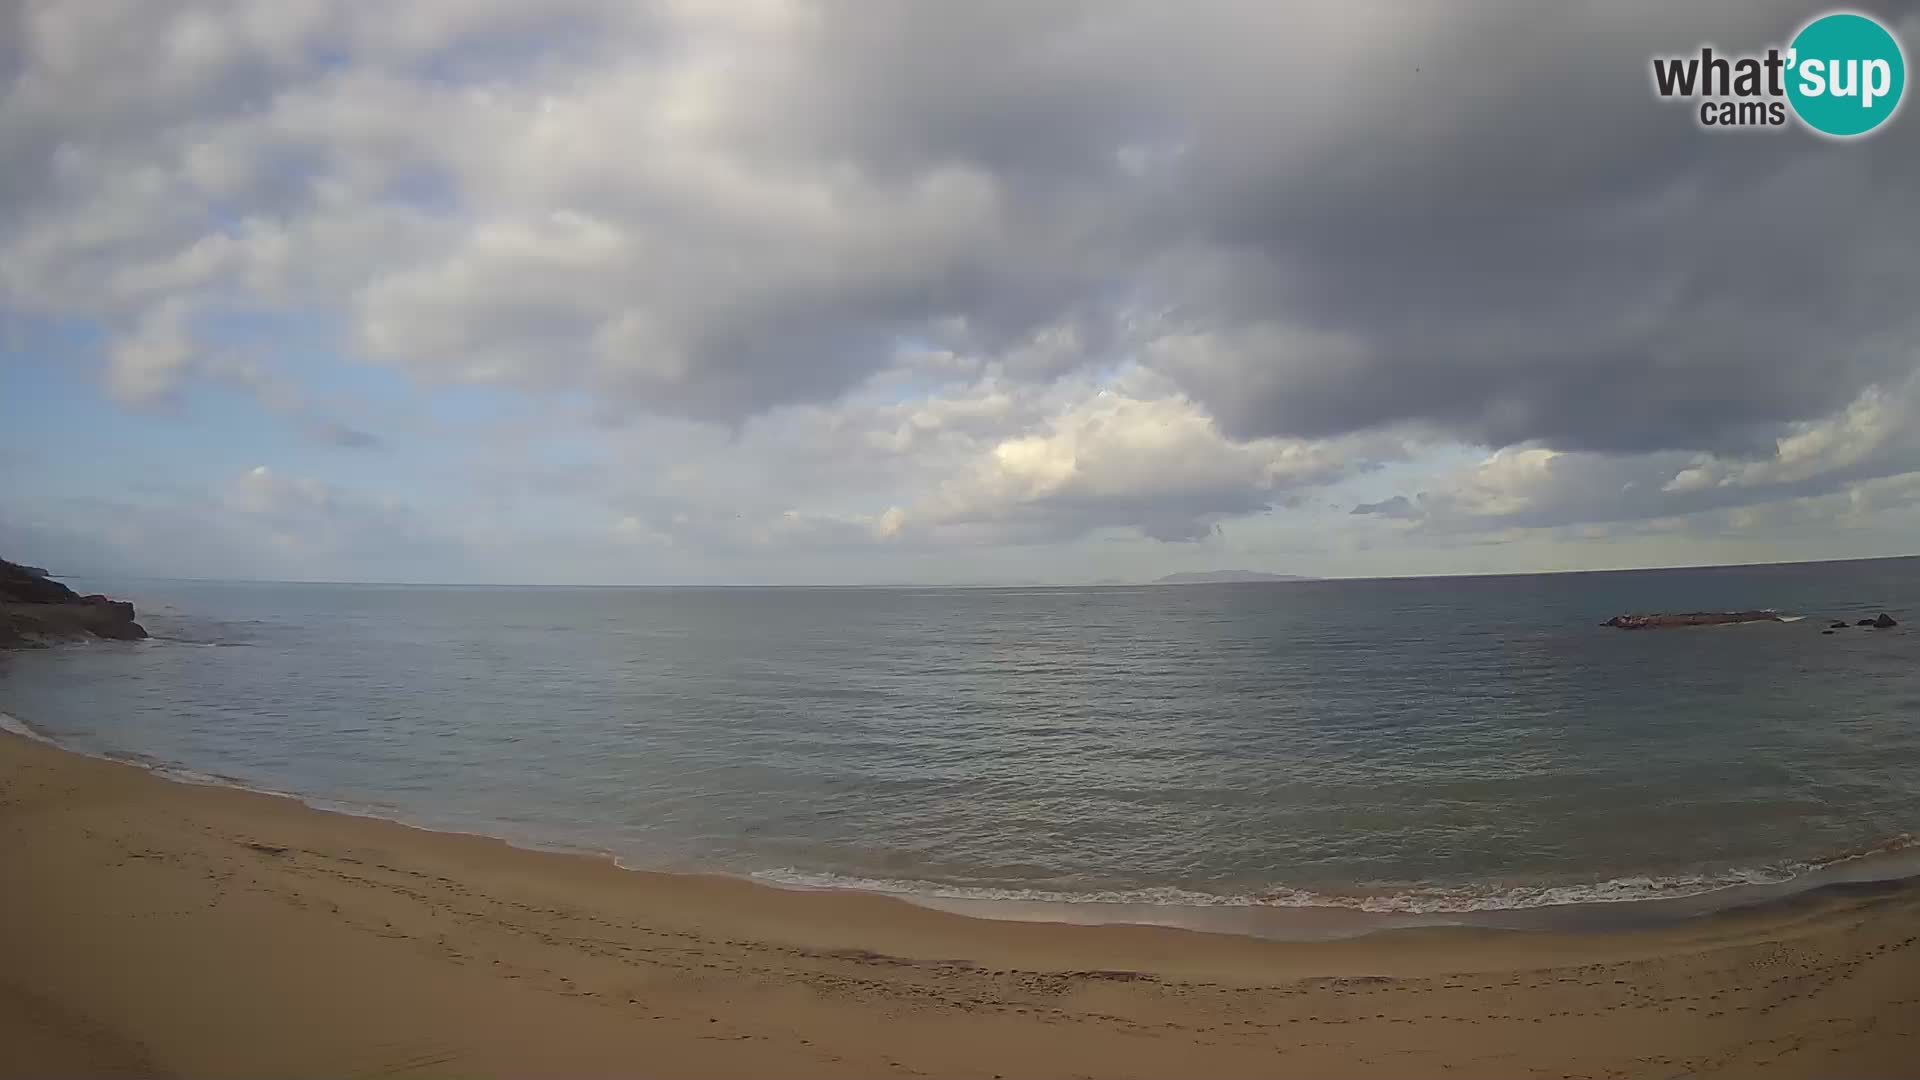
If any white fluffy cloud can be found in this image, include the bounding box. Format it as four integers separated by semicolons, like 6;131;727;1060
898;387;1388;542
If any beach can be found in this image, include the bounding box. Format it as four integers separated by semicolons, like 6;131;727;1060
4;730;1917;1078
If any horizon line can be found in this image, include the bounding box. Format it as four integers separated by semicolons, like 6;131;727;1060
37;551;1920;591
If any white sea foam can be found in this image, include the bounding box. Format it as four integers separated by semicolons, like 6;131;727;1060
0;711;59;746
749;849;1917;916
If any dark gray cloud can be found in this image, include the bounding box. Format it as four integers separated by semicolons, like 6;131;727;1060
669;0;1920;458
1141;2;1920;458
696;1;1918;454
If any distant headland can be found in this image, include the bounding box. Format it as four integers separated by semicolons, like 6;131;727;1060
1152;570;1317;585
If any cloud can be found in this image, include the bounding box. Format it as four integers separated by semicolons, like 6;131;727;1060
199;353;385;449
0;464;452;581
104;299;196;404
893;385;1388;542
97;299;381;448
13;3;1919;439
5;1;1920;580
212;465;434;567
1343;373;1920;536
1662;377;1918;493
572;364;1390;549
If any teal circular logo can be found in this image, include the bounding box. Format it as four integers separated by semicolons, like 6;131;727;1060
1787;12;1906;137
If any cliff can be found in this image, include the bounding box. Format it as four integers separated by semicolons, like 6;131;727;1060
0;558;149;648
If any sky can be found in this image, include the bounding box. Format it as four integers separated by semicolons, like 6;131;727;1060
3;1;1920;585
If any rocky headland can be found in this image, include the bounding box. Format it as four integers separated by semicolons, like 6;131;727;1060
0;557;148;648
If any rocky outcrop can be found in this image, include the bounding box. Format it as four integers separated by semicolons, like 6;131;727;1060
1601;611;1783;629
1;559;82;605
1;557;148;648
1602;610;1897;632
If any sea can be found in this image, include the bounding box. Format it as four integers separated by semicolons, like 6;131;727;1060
4;557;1919;940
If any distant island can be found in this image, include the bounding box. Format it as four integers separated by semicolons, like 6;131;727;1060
1152;570;1316;585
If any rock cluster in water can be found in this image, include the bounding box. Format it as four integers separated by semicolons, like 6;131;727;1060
0;557;148;648
1601;611;1783;629
1604;610;1900;632
1824;613;1900;632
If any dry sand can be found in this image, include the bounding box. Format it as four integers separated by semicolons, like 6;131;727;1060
3;729;1917;1078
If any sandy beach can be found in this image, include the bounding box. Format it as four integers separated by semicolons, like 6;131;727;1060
3;730;1917;1078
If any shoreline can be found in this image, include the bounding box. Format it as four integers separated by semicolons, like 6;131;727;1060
8;707;1920;945
5;728;1920;1076
10;708;1920;945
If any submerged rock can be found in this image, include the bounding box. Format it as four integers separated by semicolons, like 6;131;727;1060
1857;618;1879;627
1873;613;1899;628
1601;611;1783;629
1829;621;1849;629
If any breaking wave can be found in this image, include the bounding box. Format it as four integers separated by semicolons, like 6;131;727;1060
753;834;1920;915
0;710;60;747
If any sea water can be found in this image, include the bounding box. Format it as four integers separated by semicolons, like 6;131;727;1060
4;558;1917;937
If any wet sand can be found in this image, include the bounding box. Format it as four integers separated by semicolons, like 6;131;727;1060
3;728;1917;1078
